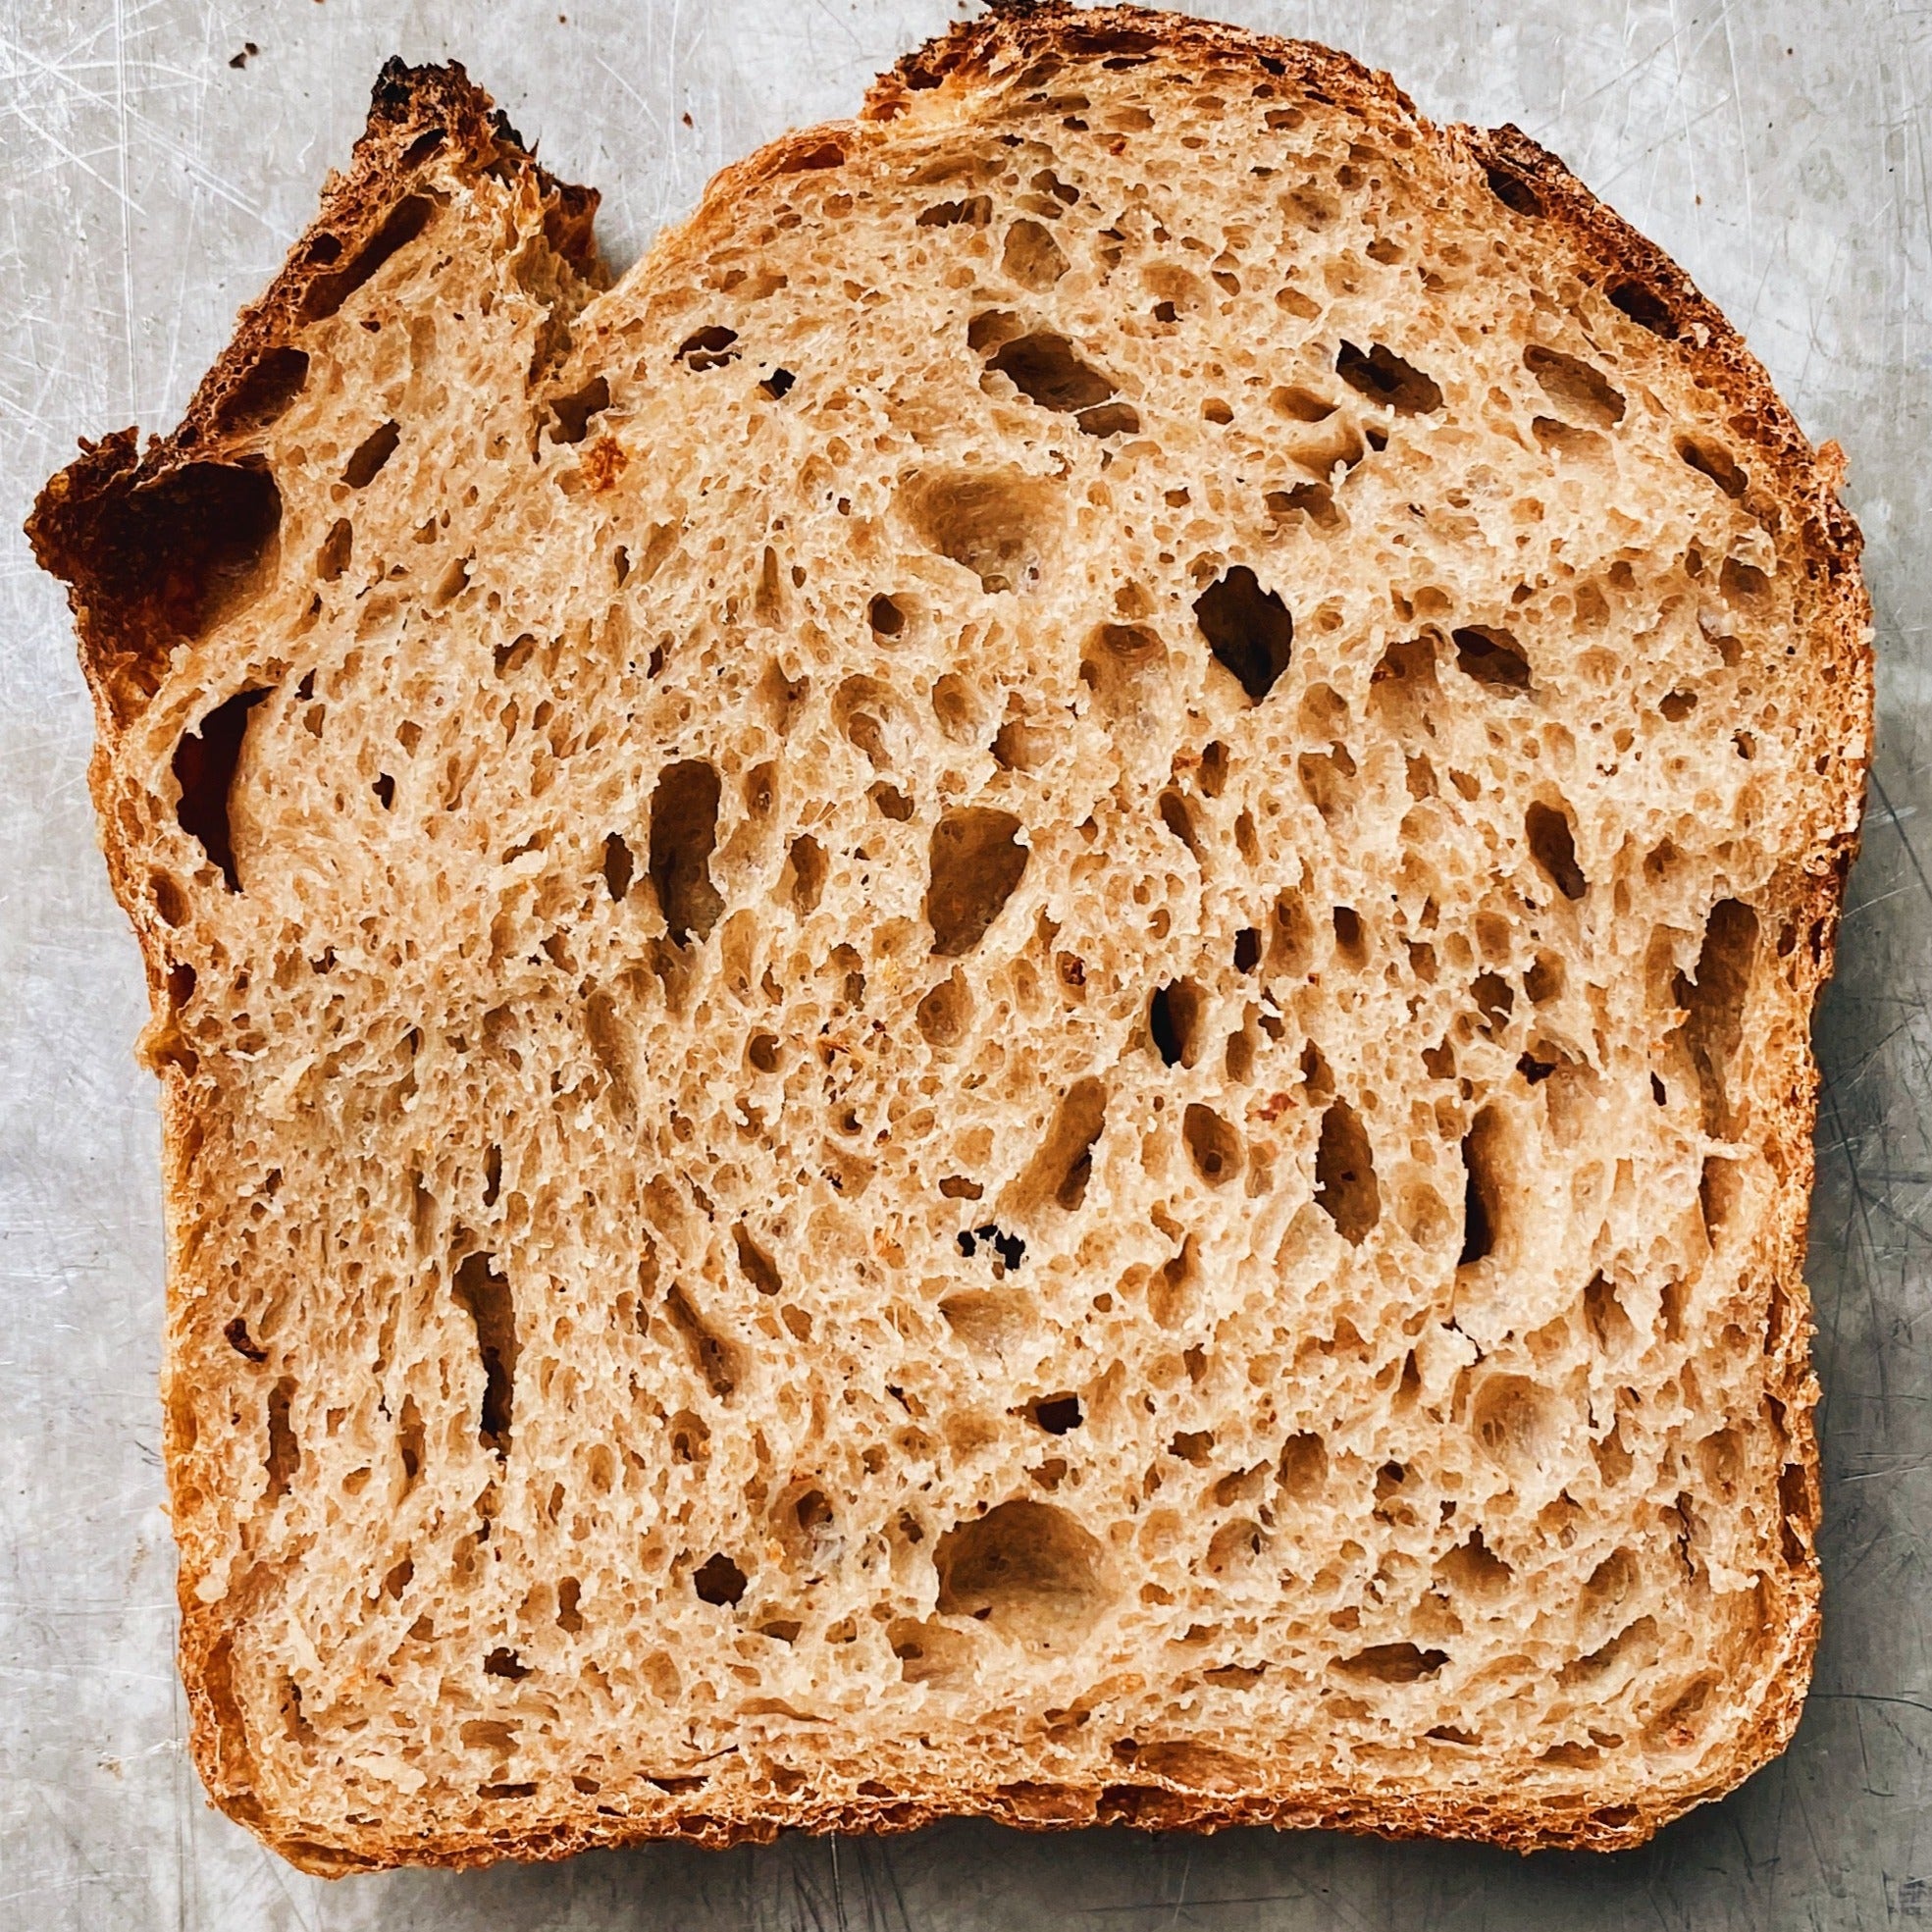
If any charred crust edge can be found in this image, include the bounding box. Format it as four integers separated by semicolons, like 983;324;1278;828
24;59;605;733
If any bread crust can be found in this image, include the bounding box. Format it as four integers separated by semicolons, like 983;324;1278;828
26;4;1870;1874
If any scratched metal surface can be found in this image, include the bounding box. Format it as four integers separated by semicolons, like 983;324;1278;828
0;0;1926;1924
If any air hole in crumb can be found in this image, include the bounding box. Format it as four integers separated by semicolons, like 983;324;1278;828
1523;345;1625;428
1015;1077;1108;1212
1700;1156;1744;1243
1483;165;1541;216
1473;972;1515;1030
1677;437;1746;497
1149;980;1202;1068
1031;1393;1082;1434
219;345;310;431
1337;1643;1448;1683
1270;892;1315;976
299;194;435;321
452;1252;517;1456
867;593;906;636
1003;218;1069;289
1193;565;1292;702
173;688;271;892
265;1378;299;1499
1472;1374;1558;1475
1206;1520;1264;1576
782;833;827;916
1073;622;1159;714
556;1579;584;1632
1315;1099;1379;1244
1271;384;1337;423
1335;339;1442;414
677;326;740;370
1526;802;1587;900
918;193;992;229
1678;900;1759;1138
758;368;796;400
224;1317;266;1362
601;832;634;902
733;1224;782;1296
927;808;1027;956
1278;1431;1329;1498
484;1646;530;1681
342;419;401;489
483;1145;502;1207
549;376;610;443
1182;1103;1242;1188
397;1394;425;1485
1159;790;1204;860
1452;626;1530;692
373;773;394;809
903;470;1050;593
663;1286;740;1400
1660;689;1697;721
869;781;914;821
1458;1110;1503;1266
668;1408;710;1464
985;331;1116;414
1584;1275;1636;1354
933;1498;1107;1643
1720;556;1770;604
958;1224;1026;1273
648;759;723;945
778;136;846;172
1778;1462;1810;1564
916;967;972;1047
933;676;982;744
1608;279;1677;339
316;517;353;581
1269;480;1341;528
693;1553;748;1605
1078;401;1141;437
1233;927;1261;972
833;675;894;765
940;1287;1029;1353
1332;906;1366;966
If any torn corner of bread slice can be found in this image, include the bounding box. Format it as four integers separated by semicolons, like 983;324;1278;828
27;3;1870;1874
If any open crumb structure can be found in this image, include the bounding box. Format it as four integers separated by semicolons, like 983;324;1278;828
27;1;1871;1873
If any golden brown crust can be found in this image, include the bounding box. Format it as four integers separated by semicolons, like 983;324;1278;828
26;5;1870;1876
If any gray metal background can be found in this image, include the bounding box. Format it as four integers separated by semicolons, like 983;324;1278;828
1;0;1925;1925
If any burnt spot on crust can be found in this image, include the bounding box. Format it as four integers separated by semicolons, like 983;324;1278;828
26;58;606;732
29;448;283;723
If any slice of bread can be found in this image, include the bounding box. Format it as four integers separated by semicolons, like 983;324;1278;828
28;2;1870;1872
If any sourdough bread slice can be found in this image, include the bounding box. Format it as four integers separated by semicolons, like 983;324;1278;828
29;2;1869;1872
